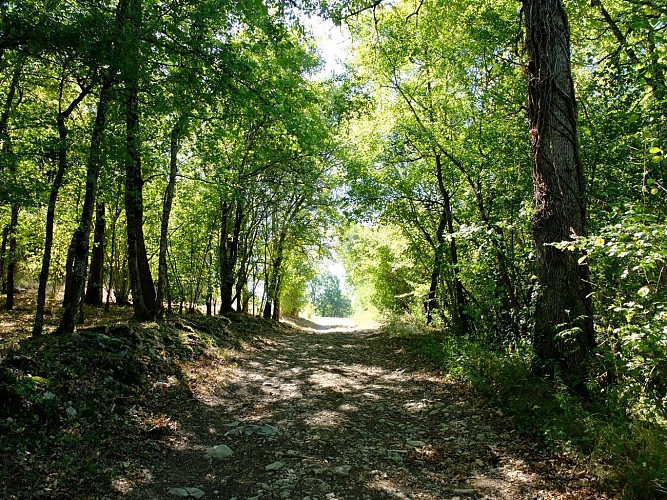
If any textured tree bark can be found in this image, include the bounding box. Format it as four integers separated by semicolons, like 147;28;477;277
84;199;106;305
124;84;156;319
122;0;156;320
523;0;595;389
57;79;113;334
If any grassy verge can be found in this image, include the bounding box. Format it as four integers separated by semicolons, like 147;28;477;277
382;320;667;499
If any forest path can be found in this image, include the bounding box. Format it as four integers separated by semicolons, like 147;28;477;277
123;318;601;499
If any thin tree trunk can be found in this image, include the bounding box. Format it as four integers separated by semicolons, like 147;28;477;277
425;210;447;324
105;199;121;311
57;79;113;333
62;239;76;306
156;119;184;316
234;217;260;312
34;115;69;333
442;188;467;333
590;0;665;104
523;0;596;390
434;154;468;332
34;82;92;335
1;61;21;311
264;230;287;320
0;224;8;293
190;234;212;310
218;200;241;313
84;199;105;305
4;205;18;311
167;246;184;313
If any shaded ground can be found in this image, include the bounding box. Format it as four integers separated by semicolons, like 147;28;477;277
113;317;604;499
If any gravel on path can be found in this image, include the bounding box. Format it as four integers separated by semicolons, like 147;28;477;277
122;318;604;500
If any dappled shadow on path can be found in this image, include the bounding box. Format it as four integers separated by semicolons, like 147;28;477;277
118;321;603;499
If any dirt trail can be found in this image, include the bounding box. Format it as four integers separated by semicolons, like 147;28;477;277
120;318;601;499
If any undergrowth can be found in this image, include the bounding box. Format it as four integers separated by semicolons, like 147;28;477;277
383;319;667;499
0;310;289;498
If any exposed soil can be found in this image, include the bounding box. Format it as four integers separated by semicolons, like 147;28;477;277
110;317;605;499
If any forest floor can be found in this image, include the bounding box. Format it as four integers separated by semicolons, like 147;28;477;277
0;300;608;499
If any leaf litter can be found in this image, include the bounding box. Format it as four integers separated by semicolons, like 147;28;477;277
0;307;608;498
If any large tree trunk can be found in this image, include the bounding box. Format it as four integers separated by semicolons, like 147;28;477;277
84;199;105;305
122;0;155;320
57;79;113;333
124;82;156;319
523;0;595;390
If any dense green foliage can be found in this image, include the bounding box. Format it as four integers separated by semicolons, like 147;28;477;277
307;270;353;317
335;0;666;494
0;0;347;322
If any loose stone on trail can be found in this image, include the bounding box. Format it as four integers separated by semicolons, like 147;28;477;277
167;486;206;498
265;460;286;471
205;444;233;459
